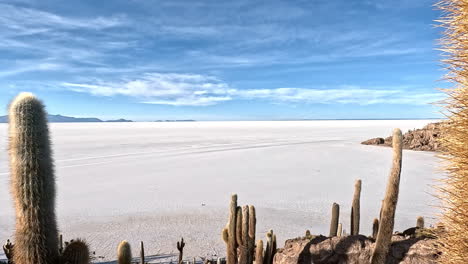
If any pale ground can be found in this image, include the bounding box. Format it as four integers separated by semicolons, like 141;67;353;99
0;120;444;263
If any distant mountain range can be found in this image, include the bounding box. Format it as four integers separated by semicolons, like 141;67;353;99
0;114;133;123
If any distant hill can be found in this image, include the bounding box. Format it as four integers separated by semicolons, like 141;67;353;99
0;114;133;123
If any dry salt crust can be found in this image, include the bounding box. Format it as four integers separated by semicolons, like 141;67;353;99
0;120;444;263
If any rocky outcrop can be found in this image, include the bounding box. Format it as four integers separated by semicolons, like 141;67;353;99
361;122;444;151
274;235;439;264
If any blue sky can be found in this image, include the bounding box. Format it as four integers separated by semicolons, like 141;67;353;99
0;0;446;120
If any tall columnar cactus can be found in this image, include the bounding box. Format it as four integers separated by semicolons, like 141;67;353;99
9;92;59;264
351;179;362;235
437;0;468;262
248;206;256;264
370;129;402;264
372;218;379;239
140;241;145;264
177;237;185;264
117;240;132;264
416;216;424;229
255;240;263;264
329;203;340;237
222;194;238;264
237;206;250;264
61;239;90;264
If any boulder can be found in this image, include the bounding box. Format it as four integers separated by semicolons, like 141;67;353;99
274;235;439;264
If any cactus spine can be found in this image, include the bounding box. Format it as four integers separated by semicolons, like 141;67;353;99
329;203;340;237
437;1;468;261
117;240;132;264
9;92;59;264
416;216;424;229
177;238;185;264
370;129;402;264
372;218;379;239
351;179;362;235
255;240;263;264
61;239;90;264
222;194;238;264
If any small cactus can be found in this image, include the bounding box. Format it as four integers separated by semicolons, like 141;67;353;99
372;218;379;239
305;230;312;239
59;234;64;254
222;194;238;264
117;240;132;264
177;238;185;264
263;230;276;264
255;240;263;264
9;93;59;264
416;216;424;228
329;203;340;237
140;241;145;264
351;179;362;235
3;239;14;264
337;224;343;237
371;129;403;264
61;239;90;264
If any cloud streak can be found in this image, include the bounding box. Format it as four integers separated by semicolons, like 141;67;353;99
62;72;443;106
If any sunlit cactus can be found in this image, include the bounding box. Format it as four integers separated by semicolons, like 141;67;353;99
9;92;59;264
416;216;424;229
223;194;238;264
329;203;340;237
372;218;379;239
351;179;362;235
371;129;403;264
255;240;264;264
117;240;132;264
436;0;468;262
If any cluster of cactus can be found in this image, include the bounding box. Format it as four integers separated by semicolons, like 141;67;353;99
1;92;431;264
322;129;404;264
221;195;275;264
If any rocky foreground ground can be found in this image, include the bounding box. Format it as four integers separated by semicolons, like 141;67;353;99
361;123;443;151
274;228;440;264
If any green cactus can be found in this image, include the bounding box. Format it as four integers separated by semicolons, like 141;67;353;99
351;179;362;235
329;203;340;237
255;240;263;264
371;129;403;264
416;216;424;228
372;218;379;239
9;92;59;264
117;240;132;264
61;239;90;264
222;194;238;264
177;237;185;264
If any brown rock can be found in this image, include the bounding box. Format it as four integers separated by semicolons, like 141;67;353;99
274;235;439;264
361;122;445;152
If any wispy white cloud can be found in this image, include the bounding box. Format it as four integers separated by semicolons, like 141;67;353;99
62;72;443;106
